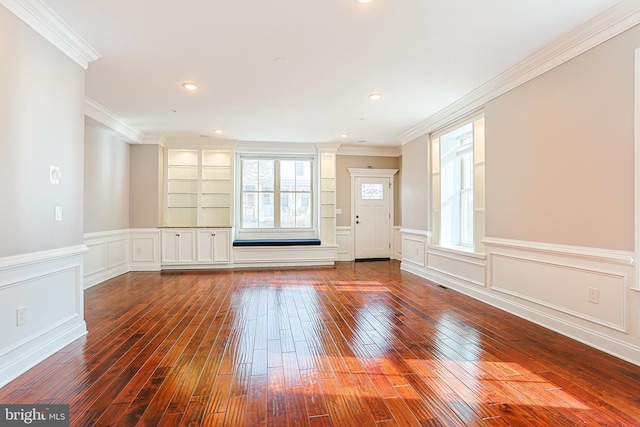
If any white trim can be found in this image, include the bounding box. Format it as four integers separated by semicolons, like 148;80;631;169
635;47;640;289
0;244;88;270
0;245;87;387
347;168;399;178
483;237;634;266
399;228;431;238
0;0;101;69
398;0;640;144
338;144;401;157
236;141;318;154
85;98;144;144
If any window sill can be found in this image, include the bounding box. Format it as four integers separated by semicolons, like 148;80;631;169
427;243;486;260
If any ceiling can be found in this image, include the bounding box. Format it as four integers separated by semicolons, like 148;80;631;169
43;0;620;147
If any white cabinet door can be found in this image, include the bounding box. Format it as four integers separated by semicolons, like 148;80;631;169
161;230;179;263
196;229;230;263
178;230;196;263
161;229;196;263
212;228;230;262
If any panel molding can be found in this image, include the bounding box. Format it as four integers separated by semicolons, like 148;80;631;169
130;229;161;271
402;236;640;366
489;252;627;332
84;230;130;288
233;245;337;267
336;226;352;261
483;236;634;265
0;245;87;388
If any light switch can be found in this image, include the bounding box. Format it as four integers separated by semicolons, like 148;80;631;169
55;206;63;221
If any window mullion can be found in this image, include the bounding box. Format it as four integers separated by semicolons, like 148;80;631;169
274;160;281;228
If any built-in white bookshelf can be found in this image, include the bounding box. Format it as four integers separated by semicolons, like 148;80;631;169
165;148;232;227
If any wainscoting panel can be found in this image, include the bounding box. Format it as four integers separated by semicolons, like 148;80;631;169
84;230;130;288
233;245;337;267
0;246;87;388
402;236;640;366
336;227;352;261
130;229;161;271
490;253;627;331
400;228;428;267
393;226;402;260
427;248;485;287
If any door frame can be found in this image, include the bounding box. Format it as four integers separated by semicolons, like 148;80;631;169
348;168;399;260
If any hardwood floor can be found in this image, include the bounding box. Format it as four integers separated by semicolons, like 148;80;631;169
2;261;640;426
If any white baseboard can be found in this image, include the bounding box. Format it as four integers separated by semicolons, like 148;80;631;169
0;245;88;388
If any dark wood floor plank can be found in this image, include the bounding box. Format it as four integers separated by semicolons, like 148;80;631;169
2;261;640;426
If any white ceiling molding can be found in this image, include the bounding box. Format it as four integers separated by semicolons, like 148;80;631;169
1;0;101;69
316;142;342;154
236;141;319;155
398;0;640;144
142;135;167;146
85;97;144;144
338;144;401;157
163;138;237;150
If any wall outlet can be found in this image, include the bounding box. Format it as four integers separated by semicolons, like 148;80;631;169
588;287;600;304
16;307;26;326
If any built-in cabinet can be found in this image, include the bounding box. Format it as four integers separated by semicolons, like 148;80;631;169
196;228;230;263
161;228;230;265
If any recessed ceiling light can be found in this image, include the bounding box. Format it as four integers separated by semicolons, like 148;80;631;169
340;133;349;138
368;93;382;101
354;0;375;3
274;57;289;64
213;129;223;134
182;82;199;91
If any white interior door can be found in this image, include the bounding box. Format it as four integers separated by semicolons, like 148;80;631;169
354;176;391;259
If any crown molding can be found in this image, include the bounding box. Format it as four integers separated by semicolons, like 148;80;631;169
398;0;640;144
1;0;101;69
85;97;144;144
163;137;237;150
337;144;401;157
316;142;342;153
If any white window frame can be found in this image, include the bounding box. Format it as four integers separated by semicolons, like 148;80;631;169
236;153;319;240
431;113;484;253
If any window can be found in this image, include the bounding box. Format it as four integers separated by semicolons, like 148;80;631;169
239;156;315;237
431;115;485;252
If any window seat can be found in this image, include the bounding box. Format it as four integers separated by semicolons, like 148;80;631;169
233;239;321;247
